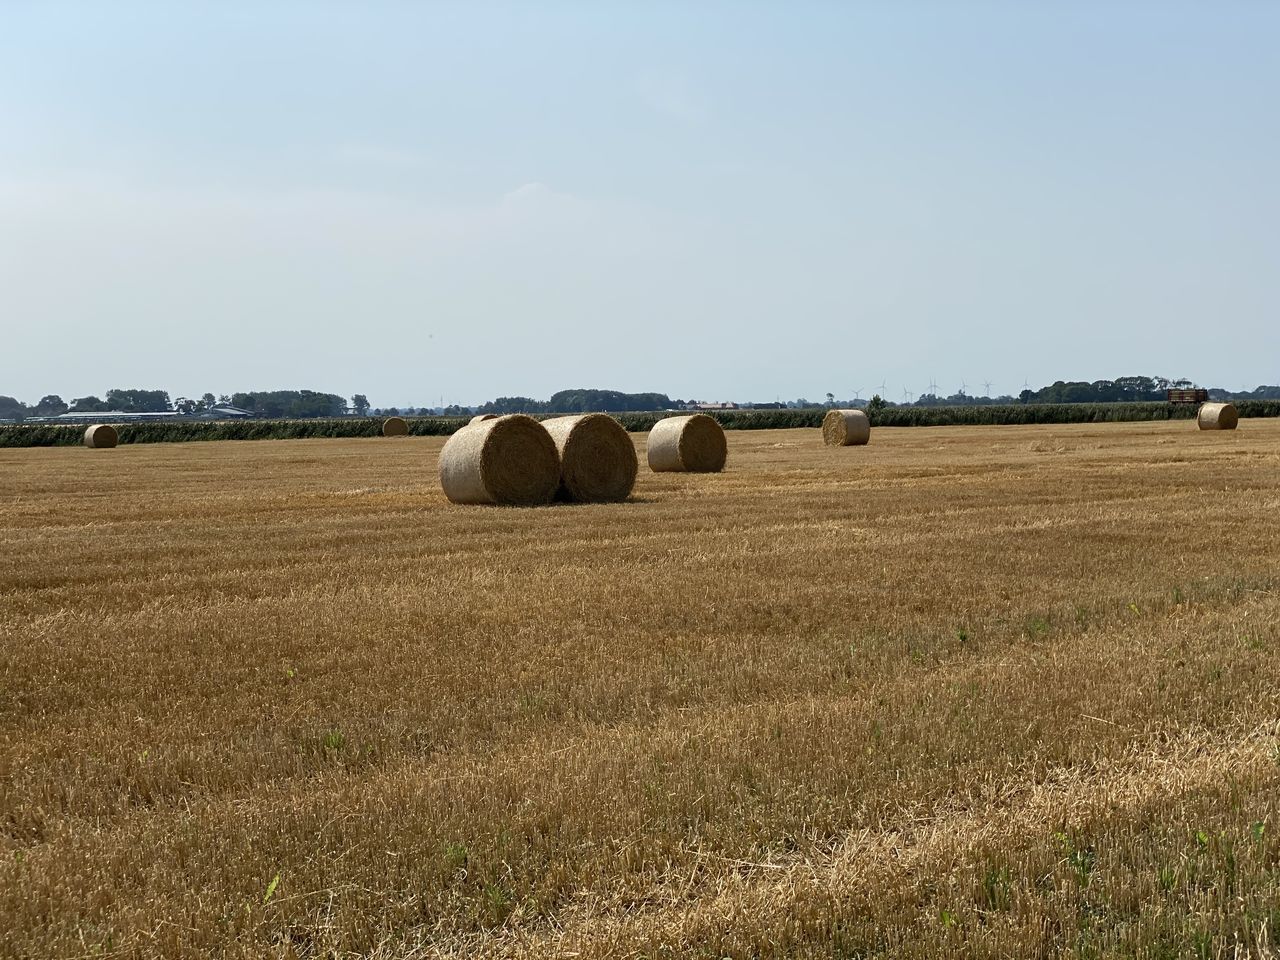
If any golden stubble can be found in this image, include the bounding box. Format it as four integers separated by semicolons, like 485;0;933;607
0;420;1277;958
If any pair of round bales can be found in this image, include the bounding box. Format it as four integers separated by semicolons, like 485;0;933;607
439;413;727;506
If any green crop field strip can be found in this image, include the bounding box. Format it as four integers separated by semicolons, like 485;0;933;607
4;400;1280;448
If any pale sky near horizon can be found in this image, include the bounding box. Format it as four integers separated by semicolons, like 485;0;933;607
2;1;1276;407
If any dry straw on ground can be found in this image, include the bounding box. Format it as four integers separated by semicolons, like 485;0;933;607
822;409;871;446
646;414;727;473
82;424;118;449
438;414;560;505
3;421;1280;957
469;414;497;425
542;414;637;503
381;417;409;437
1197;402;1238;430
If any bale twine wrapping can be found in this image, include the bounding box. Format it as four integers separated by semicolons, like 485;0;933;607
1197;402;1238;431
469;414;497;425
83;424;118;449
382;417;409;437
646;414;727;473
822;409;871;446
438;414;560;506
542;414;638;503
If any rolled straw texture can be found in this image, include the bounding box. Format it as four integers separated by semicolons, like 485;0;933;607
646;414;727;473
438;414;560;505
1197;402;1238;431
542;414;637;503
822;409;871;446
382;417;409;437
83;424;118;449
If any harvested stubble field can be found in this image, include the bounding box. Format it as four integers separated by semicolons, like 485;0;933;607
2;422;1279;959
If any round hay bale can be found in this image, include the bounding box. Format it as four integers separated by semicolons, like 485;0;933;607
438;414;560;506
822;409;871;446
542;414;638;503
646;414;727;473
1197;402;1238;431
382;417;409;437
469;414;497;425
83;424;118;449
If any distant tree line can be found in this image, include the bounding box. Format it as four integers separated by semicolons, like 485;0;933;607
862;376;1280;410
0;388;360;421
476;389;676;415
6;376;1280;424
227;391;349;419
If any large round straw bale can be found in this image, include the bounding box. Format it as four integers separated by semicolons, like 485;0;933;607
1197;402;1238;431
646;414;727;473
382;416;409;437
438;414;560;505
822;409;871;446
542;414;637;502
469;414;497;425
83;424;118;449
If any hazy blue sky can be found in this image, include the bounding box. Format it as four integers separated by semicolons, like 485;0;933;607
2;1;1276;407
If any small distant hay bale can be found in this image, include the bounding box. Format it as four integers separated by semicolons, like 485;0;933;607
83;424;118;449
438;414;560;506
542;414;637;503
822;409;871;446
1197;402;1238;431
469;414;497;425
382;417;409;437
646;414;727;473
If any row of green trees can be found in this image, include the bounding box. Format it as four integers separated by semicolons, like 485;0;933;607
0;389;176;418
0;389;365;420
7;376;1280;424
227;391;350;419
476;390;676;415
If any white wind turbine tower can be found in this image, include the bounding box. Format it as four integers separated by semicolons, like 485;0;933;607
878;379;887;398
983;380;993;397
928;377;938;396
852;386;864;402
901;387;914;404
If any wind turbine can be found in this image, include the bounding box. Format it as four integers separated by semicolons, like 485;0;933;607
959;380;968;396
901;387;914;404
878;379;887;397
928;377;938;396
852;386;864;402
982;380;993;397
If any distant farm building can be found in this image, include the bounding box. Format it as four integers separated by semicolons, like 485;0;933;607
26;405;256;425
685;401;738;411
